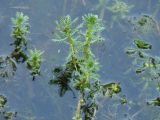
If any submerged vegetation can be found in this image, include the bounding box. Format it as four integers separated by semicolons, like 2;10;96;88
107;0;134;14
0;95;17;120
0;56;16;78
0;0;160;120
131;14;157;34
126;39;160;106
107;0;134;21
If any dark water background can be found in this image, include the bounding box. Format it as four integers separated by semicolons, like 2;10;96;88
0;0;160;120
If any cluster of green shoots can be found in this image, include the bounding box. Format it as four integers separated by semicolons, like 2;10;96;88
27;49;43;80
11;12;30;49
51;14;121;120
0;12;44;119
126;39;160;106
11;12;29;63
10;12;43;80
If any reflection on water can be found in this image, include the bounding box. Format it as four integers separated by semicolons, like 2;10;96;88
0;0;160;120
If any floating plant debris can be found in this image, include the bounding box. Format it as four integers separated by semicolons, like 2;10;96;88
49;66;74;97
0;55;17;78
126;37;160;110
134;39;152;49
126;39;160;79
135;68;145;74
107;0;134;14
147;97;160;106
3;111;17;120
126;48;137;55
132;14;157;34
120;96;128;105
49;58;81;97
102;83;121;97
0;95;7;108
0;95;17;120
10;48;28;63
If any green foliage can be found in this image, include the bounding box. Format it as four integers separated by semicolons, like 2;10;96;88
126;39;152;72
11;12;30;49
102;82;121;97
126;39;160;106
3;111;17;120
27;49;43;80
126;39;158;76
147;97;160;106
51;14;121;120
11;12;30;63
49;66;75;97
10;12;43;79
0;95;7;108
134;39;152;49
82;14;104;32
0;95;17;120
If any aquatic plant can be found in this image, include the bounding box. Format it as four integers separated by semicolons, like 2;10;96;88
126;39;160;105
0;95;17;120
107;0;133;14
126;39;158;77
147;97;160;106
131;14;157;34
101;82;121;97
10;12;30;63
11;12;30;49
49;66;75;97
10;12;43;79
107;0;134;20
27;49;43;80
3;111;17;120
51;14;121;120
104;0;134;29
134;39;152;49
0;95;7;108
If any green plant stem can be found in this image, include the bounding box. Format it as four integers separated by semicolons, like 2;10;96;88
67;34;77;65
75;94;83;120
75;29;93;120
84;30;92;59
92;107;96;120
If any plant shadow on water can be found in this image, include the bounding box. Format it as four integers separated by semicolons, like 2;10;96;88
0;0;160;120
